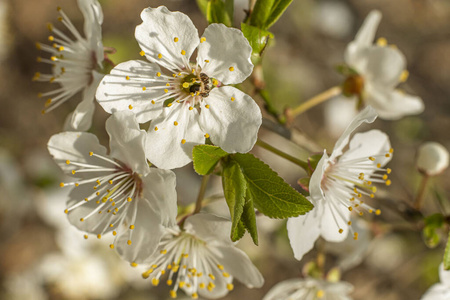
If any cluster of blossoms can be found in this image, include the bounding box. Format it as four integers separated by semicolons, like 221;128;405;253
35;0;447;299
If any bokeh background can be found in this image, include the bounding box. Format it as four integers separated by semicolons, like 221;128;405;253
1;0;450;299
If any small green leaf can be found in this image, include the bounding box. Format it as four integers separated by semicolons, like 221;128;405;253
265;0;293;29
192;145;228;175
444;231;450;270
222;160;247;241
241;192;258;245
207;0;232;26
423;214;445;248
241;23;273;64
232;153;313;218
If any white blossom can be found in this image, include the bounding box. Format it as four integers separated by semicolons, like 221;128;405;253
96;6;262;169
263;277;353;300
47;111;177;264
342;10;424;120
421;264;450;300
416;142;449;176
34;0;105;131
140;213;264;299
288;106;392;261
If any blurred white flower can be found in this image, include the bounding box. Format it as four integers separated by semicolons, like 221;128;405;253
416;142;449;176
47;111;178;264
324;97;358;139
34;0;105;131
141;213;264;299
314;1;353;39
342;10;424;120
421;264;450;300
263;277;353;300
288;107;392;261
96;6;261;169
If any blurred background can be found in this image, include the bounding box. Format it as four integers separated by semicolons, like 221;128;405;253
1;0;450;299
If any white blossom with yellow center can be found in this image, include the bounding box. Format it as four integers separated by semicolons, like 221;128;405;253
263;277;353;300
34;0;105;131
342;10;424;120
288;106;393;261
47;111;178;264
95;6;262;169
141;213;264;299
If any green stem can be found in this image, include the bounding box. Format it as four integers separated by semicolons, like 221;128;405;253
193;175;211;214
256;139;309;171
414;174;429;210
290;86;342;117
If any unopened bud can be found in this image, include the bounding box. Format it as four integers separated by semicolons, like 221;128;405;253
416;142;449;176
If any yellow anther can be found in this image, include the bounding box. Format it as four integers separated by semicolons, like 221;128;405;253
158;53;162;59
166;83;170;87
217;264;224;270
97;234;101;239
205;104;210;109
370;193;375;198
89;151;93;156
179;281;185;288
142;87;147;91
189;106;193;110
131;262;138;267
109;244;114;249
151;100;155;104
166;279;173;285
359;211;364;216
181;50;186;55
139;50;145;56
109;223;113;227
212;79;219;86
348;207;353;212
174;121;178;126
113;231;117;236
231;97;235;101
227;283;234;291
64;209;68;214
151;278;159;286
128;105;133;110
169;290;177;298
154;127;158;131
199;283;206;289
130;225;135;230
204;59;209;63
400;70;409;82
71;170;76;175
375;209;381;215
84;234;88;239
60;182;65;187
376;37;387;46
192;292;198;299
125;76;130;80
48;35;54;41
181;139;186;144
382;174;388;180
339;228;343;234
385;153;390;158
58;46;64;51
222;272;230;277
127;240;132;245
36;56;42;62
207;282;215;291
182;82;190;88
369;156;375;161
316;290;325;298
167;103;172;107
200;37;206;43
75;183;79;187
164;89;168;93
353;232;359;240
204;133;210;138
387;168;392;174
229;66;234;71
160;249;167;254
65;160;70;164
348;221;352;225
209;274;215;280
385;179;391;186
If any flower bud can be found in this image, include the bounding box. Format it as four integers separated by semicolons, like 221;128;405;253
416;142;449;176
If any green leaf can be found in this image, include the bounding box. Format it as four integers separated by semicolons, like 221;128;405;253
241;23;273;64
192;145;228;175
196;0;209;16
444;231;450;270
222;160;247;241
423;214;445;248
241;192;258;245
232;153;313;218
265;0;293;29
207;0;233;26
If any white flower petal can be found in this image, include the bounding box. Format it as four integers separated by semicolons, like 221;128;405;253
197;24;253;85
115;198;166;264
141;169;178;228
366;86;424;120
48;132;107;175
320;200;350;242
105;111;150;175
364;46;406;88
309;151;328;202
287;199;323;261
421;283;450;300
184;213;232;244
215;244;264;289
439;263;450;287
135;6;199;71
199;86;261;153
331;106;378;160
64;71;104;131
78;0;104;66
340;129;392;170
146;102;204;169
95;60;165;123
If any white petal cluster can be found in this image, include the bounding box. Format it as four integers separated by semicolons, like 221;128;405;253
141;213;264;299
96;6;262;169
35;0;105;131
288;106;393;261
342;10;424;120
48;111;178;264
421;264;450;300
263;277;353;300
416;142;449;176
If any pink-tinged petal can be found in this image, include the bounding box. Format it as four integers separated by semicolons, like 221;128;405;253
141;169;178;228
309;151;329;202
96;60;165;123
364;46;406;88
345;10;381;68
105;111;150;175
48;132;108;176
215;244;264;289
64;71;104;131
135;6;198;71
340;130;392;171
184;213;232;244
287;199;323;261
331;106;378;160
115;198;166;264
199;87;261;153
146;101;204;169
77;0;104;66
197;23;253;85
366;86;424;120
320;200;350;242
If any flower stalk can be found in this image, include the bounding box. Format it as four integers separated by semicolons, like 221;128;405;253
414;174;430;210
289;86;342;118
193;174;211;214
256;139;308;171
